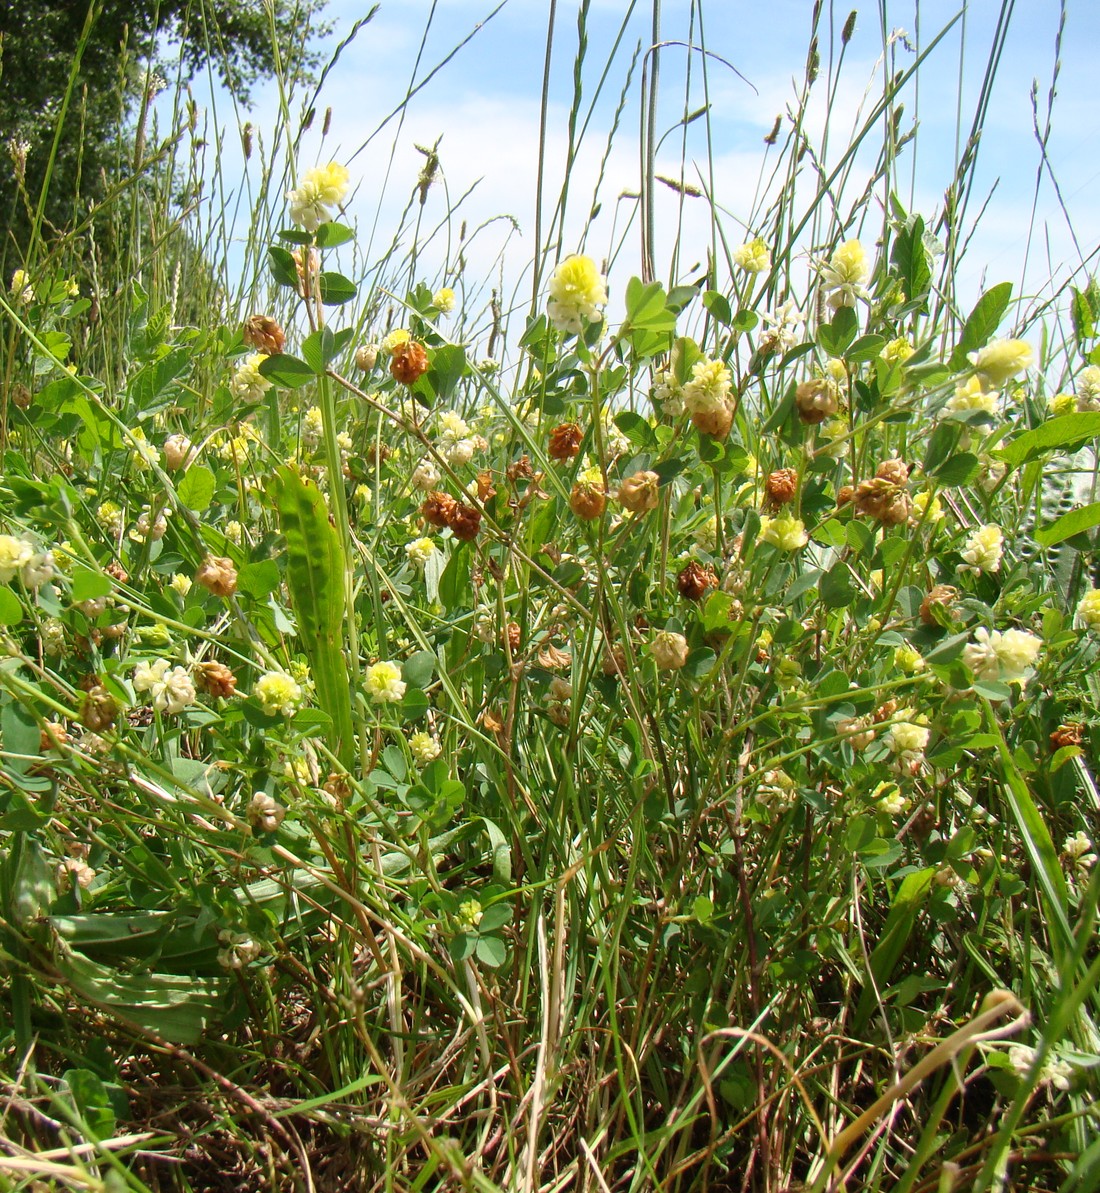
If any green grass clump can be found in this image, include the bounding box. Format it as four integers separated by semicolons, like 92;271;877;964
0;3;1098;1191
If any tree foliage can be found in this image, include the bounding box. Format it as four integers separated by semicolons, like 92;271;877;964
0;0;329;264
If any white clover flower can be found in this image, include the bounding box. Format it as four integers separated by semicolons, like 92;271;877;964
759;300;801;353
287;162;350;231
411;459;441;491
682;357;732;416
9;268;33;305
1077;589;1100;631
365;660;406;704
246;791;286;833
157;666;196;714
1075;366;1100;413
759;514;808;552
445;437;477;468
0;536;39;584
405;537;436;568
432;287;456;313
217;929;262;969
652;368;685;417
976;454;1007;493
254;670;303;717
959;524;1004;574
409;731;442;765
547;254;608;334
820;239;869;309
948;375;998;416
1064;831;1097;871
1007;1044;1073;1091
302;406;324;447
970;338;1033;387
732;237;771;273
229;353;272;403
437;410;470;444
885;712;930;755
21;550;54;589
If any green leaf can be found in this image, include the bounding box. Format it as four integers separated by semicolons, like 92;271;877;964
315;222;355;248
268;245;299;288
237;559;281;600
820;562;857;608
177;465;216;512
2;699;40;758
70;568;112;603
1034;501;1100;547
923;422;960;474
816;306;858;357
890;214;932;305
1071;286;1095;346
475;935;508;968
269;468;354;767
301;327;336;374
702;290;732;325
930;452;979;486
0;586;23;626
846;334;886;363
428;345;467;401
62;1069;116;1140
997;412;1100;468
731;309;759;332
319;272;357;305
402;650;436;689
949;282;1012;370
258;354;315;389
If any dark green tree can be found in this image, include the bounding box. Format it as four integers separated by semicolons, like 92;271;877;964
0;0;329;265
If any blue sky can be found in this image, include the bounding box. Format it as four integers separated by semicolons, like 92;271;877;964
178;1;1100;352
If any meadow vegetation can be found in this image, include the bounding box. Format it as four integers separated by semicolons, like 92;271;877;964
0;1;1098;1190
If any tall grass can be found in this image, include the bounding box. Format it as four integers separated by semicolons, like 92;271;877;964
0;2;1098;1191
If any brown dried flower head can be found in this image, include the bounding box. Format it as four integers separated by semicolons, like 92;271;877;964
243;315;286;355
11;383;31;410
390;341;430;385
854;476;911;525
448;503;482;541
548;422;584;461
677;561;718;602
196;661;238;699
503;622;522;653
569;480;607;521
507;455;534;483
837;485;855;506
421;491;457;528
691;401;734;438
875;458;910;486
795;378;838;424
616;470;660;514
765;468;799;509
354;343;379;371
601;644;626;677
537;643;572;670
196;556;238;598
80;685;118;732
476;470;496;502
1050;723;1084;751
919;584;958;626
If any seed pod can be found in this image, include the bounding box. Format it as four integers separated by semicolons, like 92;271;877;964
548;422;584;460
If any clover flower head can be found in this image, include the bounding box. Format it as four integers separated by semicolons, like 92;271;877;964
880;337;914;366
732;237;771;273
365;660;406;704
682;357;732;415
128;426;158;470
0;535;35;583
651;630;690;671
9;268;33;304
405;537;436;568
948;375;998;416
432;287;456;313
959;524;1004;574
229;353;272;402
287;161;349;230
1077;589;1100;631
760;514;808;552
254;670;304;717
547;254;608;334
411;459;441;491
1007;1044;1073;1091
970;338;1033;387
1075;366;1100;412
409;731;442;765
1064;831;1096;870
1051;392;1076;416
652;368;685;417
820;238;869;309
302;406;323;447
